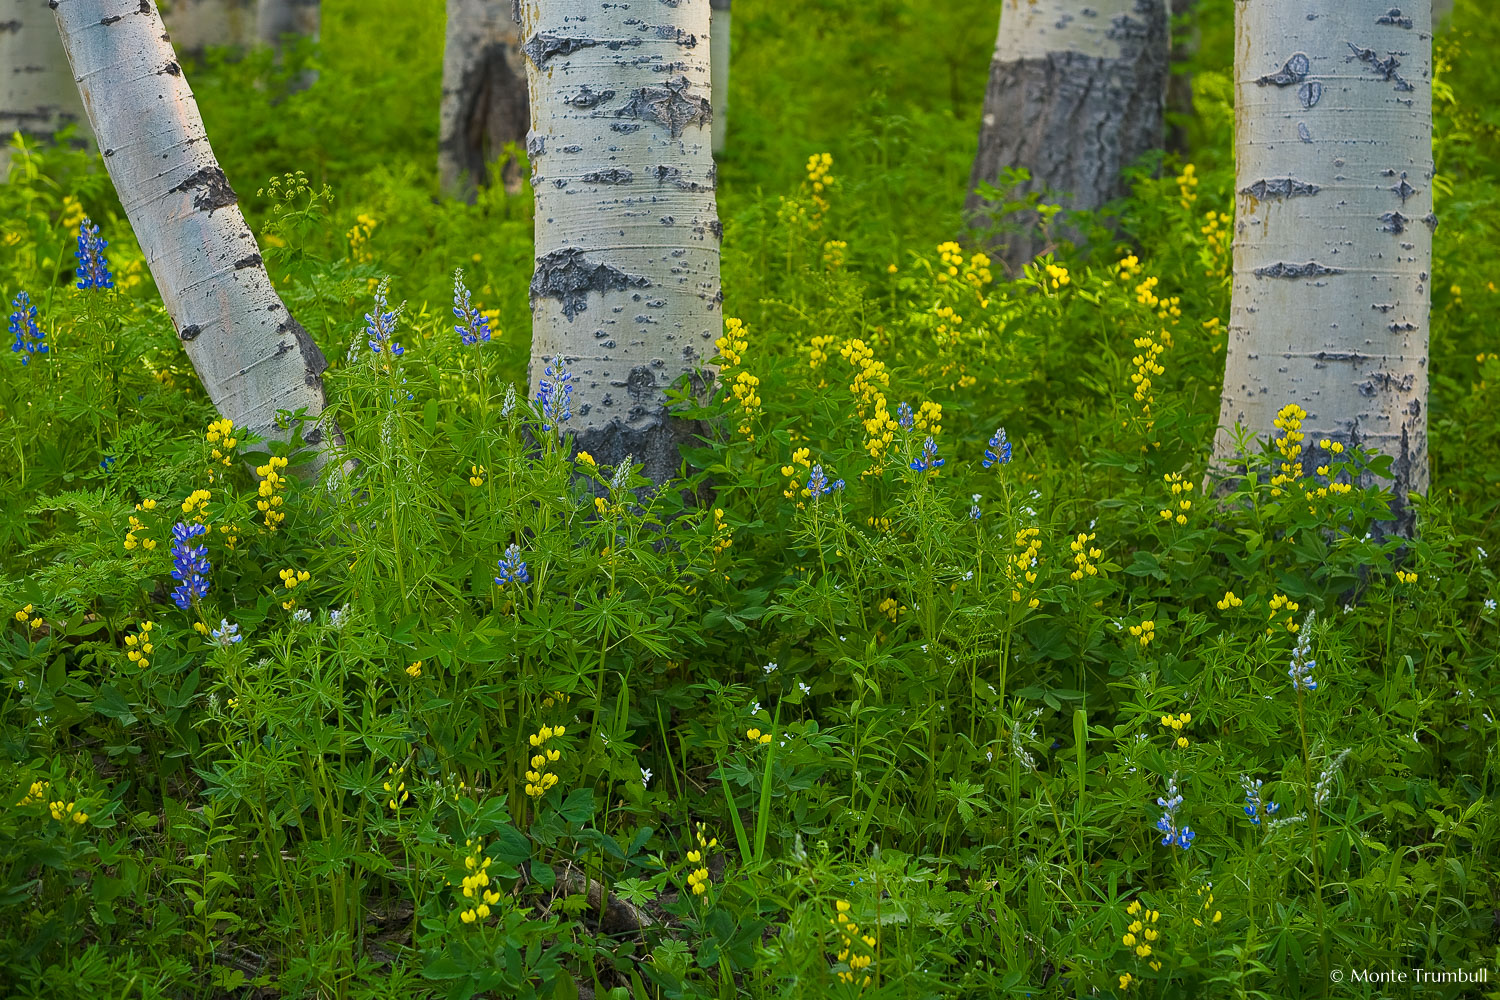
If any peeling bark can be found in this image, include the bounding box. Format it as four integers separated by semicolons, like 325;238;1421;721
518;0;719;484
966;0;1170;273
1214;1;1432;534
439;0;527;199
0;0;92;177
53;0;339;470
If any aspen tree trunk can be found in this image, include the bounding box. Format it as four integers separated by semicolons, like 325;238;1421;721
0;0;92;178
966;0;1170;273
1215;1;1432;533
53;0;338;469
438;0;527;199
255;0;318;49
158;0;256;57
1166;0;1196;154
710;0;729;155
518;0;720;484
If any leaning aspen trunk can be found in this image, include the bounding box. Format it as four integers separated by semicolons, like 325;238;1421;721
966;0;1170;274
438;0;527;199
710;0;729;155
0;0;92;178
255;0;318;48
518;0;720;484
158;0;256;56
1214;1;1432;535
53;0;338;470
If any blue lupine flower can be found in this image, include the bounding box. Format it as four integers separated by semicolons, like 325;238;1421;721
910;436;944;474
494;543;530;586
365;277;403;356
75;218;114;291
1155;775;1195;850
169;522;211;609
983;427;1012;468
970;503;981;520
1287;611;1317;693
896;402;914;430
8;292;48;364
1240;775;1279;826
831;478;845;492
806;464;834;498
211;619;242;646
535;355;573;432
99;455;115;473
452;268;492;346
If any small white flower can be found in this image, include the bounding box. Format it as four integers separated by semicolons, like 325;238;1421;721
962;570;974;581
501;383;517;417
641;767;652;788
1485;598;1497;613
1479;545;1489;559
797;681;812;696
972;493;982;503
292;608;312;624
985;751;993;762
762;661;778;674
751;701;762;715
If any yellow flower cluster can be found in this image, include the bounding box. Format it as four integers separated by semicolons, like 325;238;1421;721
124;498;160;551
256;455;290;531
933;304;963;346
457;839;501;925
730;371;761;439
50;796;89;824
1266;593;1302;636
822;239;847;270
182;488;210;522
469;464;485;487
347;213;377;264
782;447;812;500
1201;210;1230;278
877;597;904;622
1216;590;1243;611
808;334;837;372
14;604;43;631
1192;884;1223;927
1069;531;1101;582
935;241;993;291
839;339;898;466
1270;403;1307;496
1130;334;1166;418
1128;620;1156;648
1117;254;1143;281
1122;899;1162;970
16;780;49;807
716;316;748;369
278;567;310;610
866;515;891;534
406;660;423;678
685;822;716;896
126;621;155;668
711;508;733;557
1010;527;1042;607
541;690;571;710
525;724;565;798
1396;569;1419;585
1044;262;1071;289
1159;711;1191;748
831;899;876;986
716;318;759;439
745;726;773;746
1177;163;1199;210
576;451;597;469
913;400;942;435
61;195;86;230
1159;472;1194;525
205;418;237;481
383;765;410;811
1310;437;1354;502
806;153;834;229
219;521;241;550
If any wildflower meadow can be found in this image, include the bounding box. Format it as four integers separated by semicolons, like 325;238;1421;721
2;1;1499;998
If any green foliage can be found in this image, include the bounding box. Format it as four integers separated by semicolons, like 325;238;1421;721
1;1;1498;998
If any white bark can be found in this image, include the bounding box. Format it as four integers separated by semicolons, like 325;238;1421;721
710;0;729;155
53;0;338;468
518;0;720;484
967;0;1170;272
438;0;527;199
0;0;92;178
1215;1;1432;529
158;0;256;55
255;0;317;48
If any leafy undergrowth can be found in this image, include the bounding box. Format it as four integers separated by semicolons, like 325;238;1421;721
1;0;1499;998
